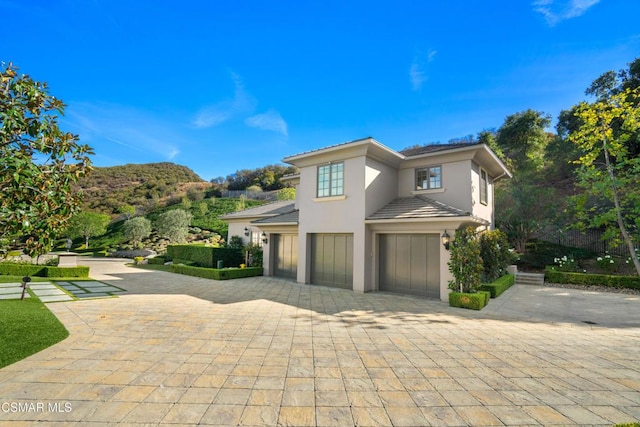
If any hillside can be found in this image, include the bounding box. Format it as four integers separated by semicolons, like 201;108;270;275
77;162;207;214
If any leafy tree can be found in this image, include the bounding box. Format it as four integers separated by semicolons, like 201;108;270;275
123;217;152;245
479;229;512;282
155;209;192;243
277;187;296;201
118;204;136;220
66;212;110;249
496;109;552;172
0;63;93;256
568;88;640;275
448;227;483;293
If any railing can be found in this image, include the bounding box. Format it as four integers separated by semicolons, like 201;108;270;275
220;190;279;201
536;228;639;257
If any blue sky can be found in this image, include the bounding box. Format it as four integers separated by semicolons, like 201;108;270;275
2;0;639;181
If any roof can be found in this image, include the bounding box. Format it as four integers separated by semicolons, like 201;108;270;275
219;200;295;220
399;142;482;157
252;210;299;225
366;195;483;221
283;137;374;160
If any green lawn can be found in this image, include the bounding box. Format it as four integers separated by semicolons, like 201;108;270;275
0;297;69;369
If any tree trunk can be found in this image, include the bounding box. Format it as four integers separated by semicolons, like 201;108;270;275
85;235;89;249
602;129;640;275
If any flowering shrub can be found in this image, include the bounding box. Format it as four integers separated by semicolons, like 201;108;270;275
552;255;577;272
596;253;617;272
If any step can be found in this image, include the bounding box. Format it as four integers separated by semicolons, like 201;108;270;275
515;272;545;286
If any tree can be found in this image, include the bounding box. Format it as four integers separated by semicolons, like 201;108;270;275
496;109;552;172
118;204;136;220
0;63;93;256
123;217;152;245
568;88;640;275
155;209;192;243
66;212;110;249
448;227;483;293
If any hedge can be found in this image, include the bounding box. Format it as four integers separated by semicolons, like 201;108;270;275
448;292;487;310
0;263;89;278
170;264;263;280
166;245;244;268
479;274;515;298
544;268;640;290
148;257;166;265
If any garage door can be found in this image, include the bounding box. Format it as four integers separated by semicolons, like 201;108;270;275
379;234;440;298
273;234;297;279
310;234;353;289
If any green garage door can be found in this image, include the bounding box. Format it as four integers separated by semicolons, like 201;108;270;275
273;234;297;279
379;234;440;298
310;234;353;289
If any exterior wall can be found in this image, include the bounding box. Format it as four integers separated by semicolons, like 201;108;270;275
470;162;494;225
227;221;258;246
398;159;473;212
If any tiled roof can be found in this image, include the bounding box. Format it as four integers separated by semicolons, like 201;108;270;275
366;196;472;220
219;201;295;219
252;210;299;224
399;142;482;157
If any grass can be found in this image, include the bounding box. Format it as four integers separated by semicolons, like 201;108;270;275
0;296;69;368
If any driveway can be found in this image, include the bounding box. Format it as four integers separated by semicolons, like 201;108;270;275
0;258;639;426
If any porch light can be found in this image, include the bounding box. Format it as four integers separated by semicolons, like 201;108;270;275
244;227;250;237
261;232;268;244
441;230;451;250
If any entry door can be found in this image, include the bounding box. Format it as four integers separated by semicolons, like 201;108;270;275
273;234;297;279
379;234;440;298
310;234;353;289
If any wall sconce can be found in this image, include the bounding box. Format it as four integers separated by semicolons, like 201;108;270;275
441;230;450;250
244;227;249;237
261;232;268;244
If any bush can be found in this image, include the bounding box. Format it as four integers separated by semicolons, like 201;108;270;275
448;292;487;310
44;266;89;278
479;229;511;282
518;240;594;270
448;227;483;293
148;257;166;265
167;245;243;268
0;263;89;278
479;274;515;298
544;268;640;290
170;264;263;280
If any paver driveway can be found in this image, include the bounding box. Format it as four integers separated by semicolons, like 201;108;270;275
0;258;639;426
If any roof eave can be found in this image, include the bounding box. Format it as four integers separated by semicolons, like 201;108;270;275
365;215;489;225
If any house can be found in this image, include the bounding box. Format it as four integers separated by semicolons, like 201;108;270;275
221;137;511;301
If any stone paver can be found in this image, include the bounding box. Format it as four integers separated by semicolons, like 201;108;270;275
0;258;639;425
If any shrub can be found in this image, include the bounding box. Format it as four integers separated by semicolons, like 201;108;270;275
479;229;511;282
595;253;617;272
448;292;486;310
170;264;263;280
448;227;483;293
148;257;166;265
44;266;89;278
544;268;640;290
479;274;515;298
245;243;263;267
167;245;243;268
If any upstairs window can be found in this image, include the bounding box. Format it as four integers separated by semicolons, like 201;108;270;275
480;169;488;205
317;162;344;197
415;166;442;190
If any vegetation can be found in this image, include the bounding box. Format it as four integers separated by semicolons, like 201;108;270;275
123;217;152;246
155;209;192;243
66;211;110;249
0;63;93;257
448;291;488;310
448;227;483;293
0;298;69;368
166;244;244;268
170;264;263;280
0;263;89;277
479;274;515;298
479;229;512;282
544;268;640;290
211;163;298;192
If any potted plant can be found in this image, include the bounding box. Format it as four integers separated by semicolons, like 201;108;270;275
448;227;489;310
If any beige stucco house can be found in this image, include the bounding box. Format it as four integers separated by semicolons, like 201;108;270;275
221;137;511;301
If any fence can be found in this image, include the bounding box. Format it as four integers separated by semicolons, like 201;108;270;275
536;228;639;257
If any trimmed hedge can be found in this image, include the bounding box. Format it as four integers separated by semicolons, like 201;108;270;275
479;274;515;298
170;264;263;280
544;268;640;290
0;263;89;278
449;292;487;310
147;257;166;265
167;245;244;268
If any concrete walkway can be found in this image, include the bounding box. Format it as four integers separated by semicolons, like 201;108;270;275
0;258;639;426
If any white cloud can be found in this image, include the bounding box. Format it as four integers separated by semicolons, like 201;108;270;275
245;109;288;136
193;71;256;128
533;0;600;26
410;49;437;91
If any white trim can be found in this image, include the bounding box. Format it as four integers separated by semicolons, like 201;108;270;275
411;188;446;196
313;195;347;202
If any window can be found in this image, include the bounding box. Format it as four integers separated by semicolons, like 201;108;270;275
480;169;488;205
415;166;442;190
317;162;344;197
